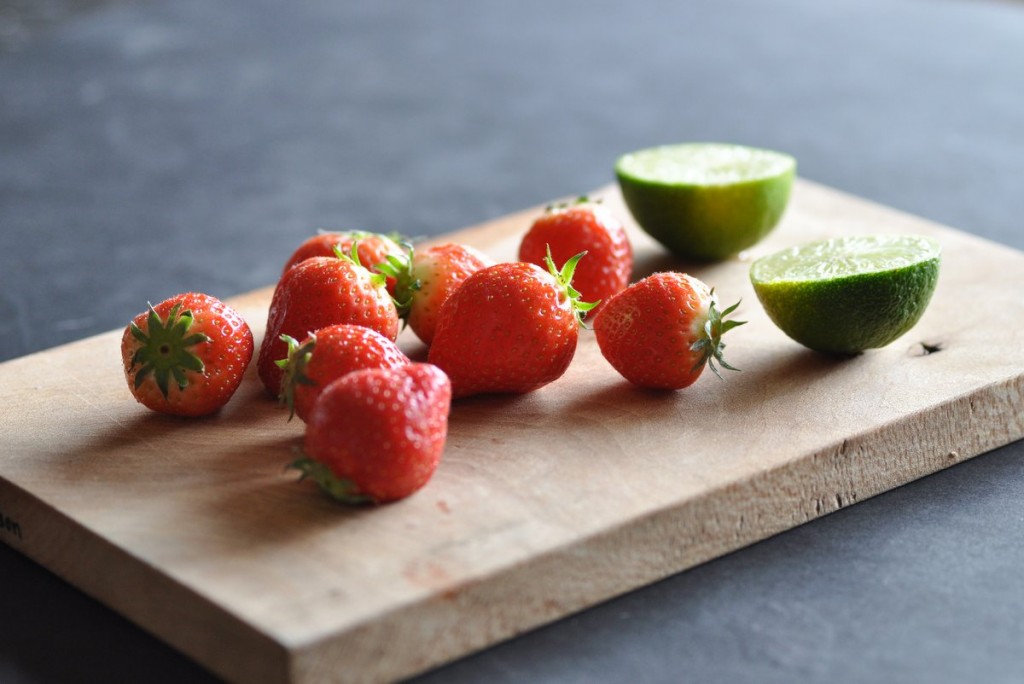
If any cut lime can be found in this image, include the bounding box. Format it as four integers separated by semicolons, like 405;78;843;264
749;234;941;354
615;143;796;261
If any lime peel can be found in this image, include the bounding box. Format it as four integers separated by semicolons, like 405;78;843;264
750;234;941;355
615;142;796;261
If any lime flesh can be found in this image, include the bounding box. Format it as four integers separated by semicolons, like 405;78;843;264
749;234;941;354
615;143;796;261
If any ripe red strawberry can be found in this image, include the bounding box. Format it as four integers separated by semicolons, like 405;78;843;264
291;363;451;504
121;292;254;416
593;272;744;390
257;252;400;397
377;242;495;345
281;231;404;293
278;324;410;422
427;251;595;398
519;197;632;314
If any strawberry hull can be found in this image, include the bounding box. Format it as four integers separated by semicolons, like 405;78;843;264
121;293;254;416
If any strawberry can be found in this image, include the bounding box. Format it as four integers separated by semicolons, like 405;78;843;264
277;324;410;422
291;363;451;504
377;242;495;345
519;197;632;314
257;249;400;397
281;231;404;293
593;272;744;390
121;292;254;416
427;251;595;398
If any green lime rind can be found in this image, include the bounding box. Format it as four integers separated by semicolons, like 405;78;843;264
615;143;796;262
750;234;941;355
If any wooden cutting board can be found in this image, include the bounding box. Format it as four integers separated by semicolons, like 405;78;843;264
2;180;1023;684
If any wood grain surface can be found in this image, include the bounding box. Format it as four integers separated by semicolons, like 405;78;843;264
2;179;1023;684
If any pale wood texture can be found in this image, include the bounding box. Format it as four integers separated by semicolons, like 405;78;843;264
2;180;1023;683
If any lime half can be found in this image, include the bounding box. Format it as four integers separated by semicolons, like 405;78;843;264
750;234;941;354
615;143;796;261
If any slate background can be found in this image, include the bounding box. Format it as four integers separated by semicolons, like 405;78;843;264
1;0;1022;682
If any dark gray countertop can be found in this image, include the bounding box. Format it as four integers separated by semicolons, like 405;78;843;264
2;0;1022;682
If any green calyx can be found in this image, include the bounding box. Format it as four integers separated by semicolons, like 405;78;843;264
322;228;406;245
689;292;746;379
129;302;210;398
332;241;388;290
543;245;599;327
275;333;318;419
374;242;420;317
325;228;372;240
289;456;374;505
545;194;601;212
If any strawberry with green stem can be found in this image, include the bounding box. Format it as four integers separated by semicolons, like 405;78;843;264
377;242;495;345
519;196;632;314
427;248;596;398
276;323;410;422
281;230;405;294
121;292;254;416
291;362;451;504
257;245;400;397
593;272;744;390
